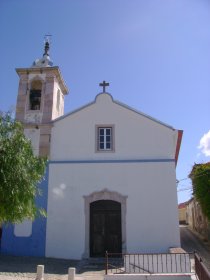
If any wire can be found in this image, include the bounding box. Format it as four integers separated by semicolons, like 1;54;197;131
177;169;210;184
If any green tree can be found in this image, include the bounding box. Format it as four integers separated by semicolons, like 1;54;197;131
0;113;47;224
189;162;210;221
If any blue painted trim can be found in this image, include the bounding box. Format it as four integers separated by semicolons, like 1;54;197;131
49;159;175;164
1;165;49;257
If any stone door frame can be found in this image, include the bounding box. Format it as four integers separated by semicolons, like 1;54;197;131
83;189;127;258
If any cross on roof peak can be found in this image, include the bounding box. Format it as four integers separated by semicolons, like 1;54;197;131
99;80;109;93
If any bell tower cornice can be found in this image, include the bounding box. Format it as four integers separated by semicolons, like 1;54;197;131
16;66;68;95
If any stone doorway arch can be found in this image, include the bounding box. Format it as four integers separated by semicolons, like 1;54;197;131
83;189;127;258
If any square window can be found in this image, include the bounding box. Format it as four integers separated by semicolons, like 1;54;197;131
96;126;114;152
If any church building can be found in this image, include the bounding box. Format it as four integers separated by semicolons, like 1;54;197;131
1;42;183;260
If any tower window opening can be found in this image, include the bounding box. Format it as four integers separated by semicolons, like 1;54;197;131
29;80;42;110
30;90;41;110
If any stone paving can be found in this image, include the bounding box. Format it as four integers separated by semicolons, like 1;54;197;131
0;226;210;280
180;225;210;271
0;254;105;280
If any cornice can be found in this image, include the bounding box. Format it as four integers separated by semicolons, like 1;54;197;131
16;66;69;95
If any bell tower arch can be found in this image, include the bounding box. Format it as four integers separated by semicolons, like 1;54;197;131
15;39;68;157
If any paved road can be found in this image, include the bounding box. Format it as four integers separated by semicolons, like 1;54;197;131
180;225;210;270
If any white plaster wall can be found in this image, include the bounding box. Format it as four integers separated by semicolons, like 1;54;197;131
24;112;43;124
50;94;178;161
14;219;32;237
45;161;180;260
24;128;40;156
28;73;46;81
52;81;64;120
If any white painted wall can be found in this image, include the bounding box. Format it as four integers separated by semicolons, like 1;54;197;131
24;128;40;156
46;161;180;259
28;73;46;81
50;93;178;161
52;80;64;119
14;219;32;237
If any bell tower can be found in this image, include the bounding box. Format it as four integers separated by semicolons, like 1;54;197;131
15;39;68;157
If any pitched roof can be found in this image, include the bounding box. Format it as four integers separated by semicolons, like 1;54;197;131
178;202;187;209
53;93;174;130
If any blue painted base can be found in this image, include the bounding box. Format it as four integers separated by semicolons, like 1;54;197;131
1;166;49;257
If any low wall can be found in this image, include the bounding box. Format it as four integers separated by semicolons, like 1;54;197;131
104;274;192;280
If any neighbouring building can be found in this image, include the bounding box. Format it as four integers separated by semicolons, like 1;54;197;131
178;202;187;224
1;42;183;259
186;198;210;242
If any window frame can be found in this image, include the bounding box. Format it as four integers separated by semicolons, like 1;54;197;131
95;125;115;152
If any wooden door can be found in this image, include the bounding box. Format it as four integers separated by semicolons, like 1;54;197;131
90;200;122;257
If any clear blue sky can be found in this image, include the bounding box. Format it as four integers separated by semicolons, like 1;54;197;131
1;0;210;203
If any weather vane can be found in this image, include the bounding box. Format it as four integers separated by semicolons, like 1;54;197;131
43;34;52;56
44;34;52;44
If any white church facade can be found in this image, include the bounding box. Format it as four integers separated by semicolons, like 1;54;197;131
1;42;183;260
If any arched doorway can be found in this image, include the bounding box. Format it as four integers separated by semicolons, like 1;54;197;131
90;200;122;257
83;189;127;258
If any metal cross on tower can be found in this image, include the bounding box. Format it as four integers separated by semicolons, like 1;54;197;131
99;81;109;92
